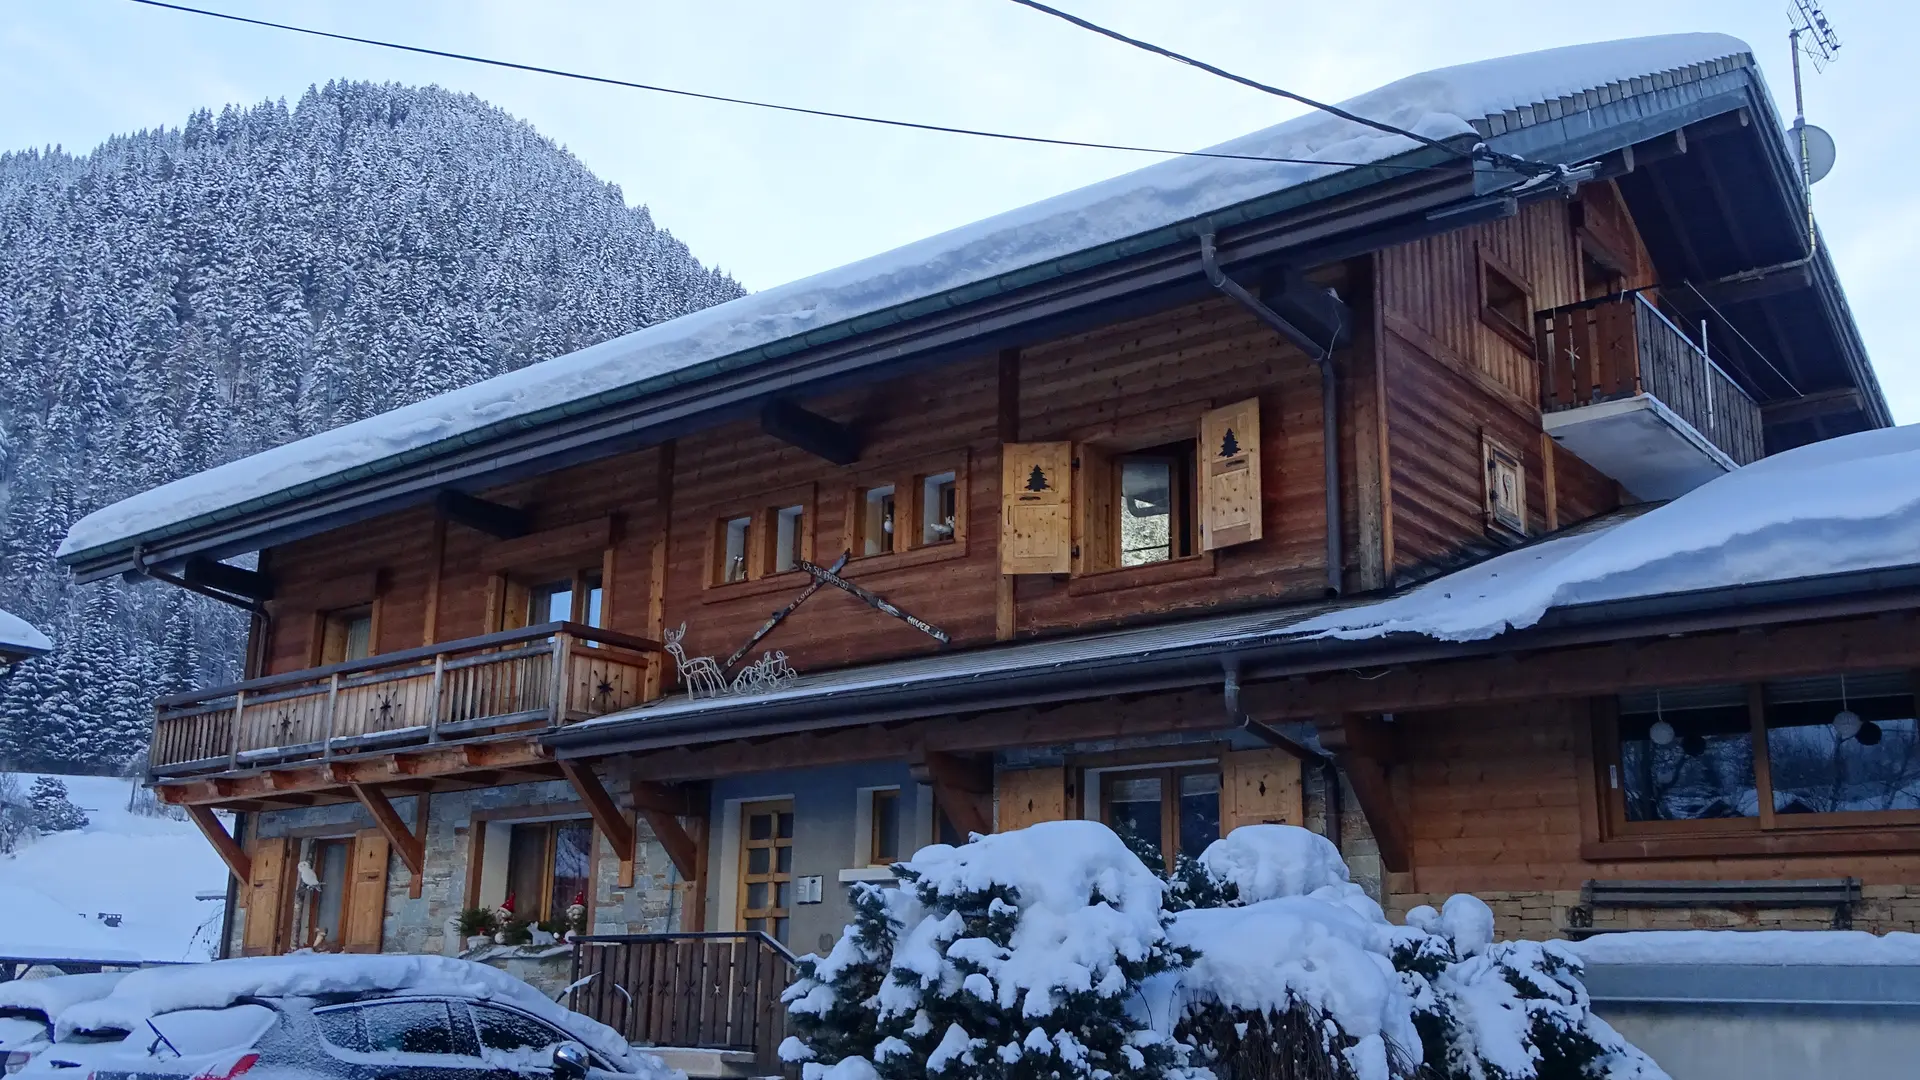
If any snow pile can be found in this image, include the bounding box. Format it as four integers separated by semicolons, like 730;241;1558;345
59;35;1749;563
1287;424;1920;643
0;610;51;656
55;954;670;1075
0;773;227;963
0;973;127;1021
1195;823;1352;902
1569;929;1920;966
0;885;140;963
1422;941;1665;1080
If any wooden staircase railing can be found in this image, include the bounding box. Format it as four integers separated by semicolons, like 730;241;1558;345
569;932;798;1074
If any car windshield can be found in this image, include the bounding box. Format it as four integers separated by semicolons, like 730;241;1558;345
143;1005;276;1058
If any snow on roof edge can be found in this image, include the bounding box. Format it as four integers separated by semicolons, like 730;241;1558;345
59;33;1751;565
0;609;52;656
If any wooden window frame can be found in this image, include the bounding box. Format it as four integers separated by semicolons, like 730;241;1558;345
1477;246;1536;355
868;788;901;867
481;516;618;634
463;802;599;926
503;818;597;924
1097;761;1224;869
1586;678;1920;861
301;835;356;952
1480;432;1527;541
835;452;972;579
314;604;377;667
1065;407;1218;593
702;484;819;601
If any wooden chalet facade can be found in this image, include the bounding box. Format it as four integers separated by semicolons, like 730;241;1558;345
54;35;1907;1063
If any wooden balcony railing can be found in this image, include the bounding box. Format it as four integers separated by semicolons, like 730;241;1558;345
1536;291;1764;466
569;932;797;1074
150;622;661;776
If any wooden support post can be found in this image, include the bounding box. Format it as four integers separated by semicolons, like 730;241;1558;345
643;442;674;702
421;514;446;646
560;760;637;889
549;632;570;727
913;750;993;838
322;674;339;759
351;783;425;893
228;690;246;772
427;654;445;743
1314;715;1410;874
630;779;699;881
185;803;251;884
996;348;1020;641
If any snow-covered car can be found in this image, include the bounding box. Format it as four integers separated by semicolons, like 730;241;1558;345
14;955;674;1080
0;972;126;1075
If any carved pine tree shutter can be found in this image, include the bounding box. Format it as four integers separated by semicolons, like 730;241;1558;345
342;829;390;953
1221;748;1303;832
996;767;1068;832
1000;442;1072;574
241;836;290;956
1199;398;1263;551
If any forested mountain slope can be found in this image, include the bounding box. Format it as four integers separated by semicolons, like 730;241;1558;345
0;81;743;770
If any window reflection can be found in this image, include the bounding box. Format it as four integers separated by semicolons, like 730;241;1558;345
1618;685;1757;822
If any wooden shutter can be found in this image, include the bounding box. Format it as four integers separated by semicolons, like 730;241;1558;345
1000;442;1072;575
241;836;291;956
341;829;390;953
1071;444;1115;574
996;767;1068;832
1200;398;1263;551
1221;748;1303;832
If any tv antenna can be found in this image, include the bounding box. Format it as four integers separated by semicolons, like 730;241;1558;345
1787;0;1841;247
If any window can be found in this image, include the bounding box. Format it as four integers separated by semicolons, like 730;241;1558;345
472;1005;569;1057
1481;435;1526;540
1115;443;1196;567
319;606;373;665
1479;251;1535;351
1100;766;1221;870
304;838;352;951
517;570;602;628
919;472;958;546
359;1001;458;1056
869;789;901;866
739;800;794;944
1606;673;1920;839
504;820;594;923
774;505;807;572
858;485;897;557
720;516;753;584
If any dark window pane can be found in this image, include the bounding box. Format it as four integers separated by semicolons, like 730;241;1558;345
1177;773;1221;859
506;824;547;919
744;917;764;933
550;823;592;918
747;847;769;875
746;882;767;910
872;791;900;863
1766;676;1920;814
774;917;789;943
775;881;792;909
1617;698;1758;822
777;812;795;839
775;846;793;873
474;1005;567;1054
362;1001;454;1055
748;814;772;841
1107;775;1164;862
313;1008;365;1053
312;839;351;946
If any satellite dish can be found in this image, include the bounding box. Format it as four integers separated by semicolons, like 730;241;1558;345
1793;121;1837;183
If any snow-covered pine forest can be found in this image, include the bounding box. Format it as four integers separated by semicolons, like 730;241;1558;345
0;81;743;773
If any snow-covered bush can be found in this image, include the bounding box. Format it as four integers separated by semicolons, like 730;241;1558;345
783;881;905;1067
27;775;87;832
0;772;33;853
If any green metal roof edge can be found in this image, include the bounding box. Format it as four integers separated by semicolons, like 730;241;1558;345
70;140;1470;567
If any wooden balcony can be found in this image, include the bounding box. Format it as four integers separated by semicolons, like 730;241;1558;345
1537;292;1763;500
568;932;796;1075
150;622;661;778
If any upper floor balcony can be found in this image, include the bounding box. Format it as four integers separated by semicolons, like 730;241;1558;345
1536;292;1763;500
150;622;661;779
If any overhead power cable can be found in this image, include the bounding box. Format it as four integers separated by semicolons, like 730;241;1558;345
1004;0;1557;177
123;0;1461;174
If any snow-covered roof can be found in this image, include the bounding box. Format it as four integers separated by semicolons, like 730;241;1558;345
59;34;1750;567
1285;422;1920;643
0;610;51;659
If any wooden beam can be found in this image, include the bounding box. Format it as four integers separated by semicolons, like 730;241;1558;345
185;804;250;883
1762;386;1863;427
158;735;556;808
1694;262;1813;309
559;760;637;888
1240;613;1920;722
350;783;425;889
629;778;699;880
1314;715;1411;874
435;490;530;538
183;556;275;602
996;348;1020;642
914;751;992;838
759;399;860;466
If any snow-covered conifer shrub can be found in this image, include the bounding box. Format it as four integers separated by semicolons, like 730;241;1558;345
27;775;87;832
782;881;904;1069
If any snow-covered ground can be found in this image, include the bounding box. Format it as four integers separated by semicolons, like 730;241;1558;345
1288;423;1920;642
0;773;227;964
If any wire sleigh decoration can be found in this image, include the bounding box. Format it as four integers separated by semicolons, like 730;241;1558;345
663;623;796;700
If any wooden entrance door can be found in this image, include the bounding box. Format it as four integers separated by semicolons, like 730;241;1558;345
738;799;794;945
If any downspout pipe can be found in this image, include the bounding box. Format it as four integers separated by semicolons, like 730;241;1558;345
1200;233;1343;595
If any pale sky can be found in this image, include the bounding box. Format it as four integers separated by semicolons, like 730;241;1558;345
4;1;1913;419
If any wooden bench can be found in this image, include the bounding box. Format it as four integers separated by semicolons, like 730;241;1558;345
1565;878;1861;938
